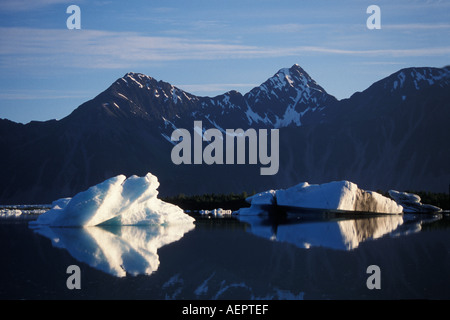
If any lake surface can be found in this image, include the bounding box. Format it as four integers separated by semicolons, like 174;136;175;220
1;210;450;300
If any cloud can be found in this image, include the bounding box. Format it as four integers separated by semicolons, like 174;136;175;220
259;23;304;33
0;89;91;100
384;23;450;30
0;27;265;69
291;46;450;57
0;27;449;71
0;0;74;11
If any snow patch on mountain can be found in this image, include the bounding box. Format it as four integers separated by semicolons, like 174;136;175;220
245;103;265;125
274;104;302;127
390;67;450;92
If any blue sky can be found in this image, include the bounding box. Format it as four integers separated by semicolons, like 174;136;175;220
0;0;449;123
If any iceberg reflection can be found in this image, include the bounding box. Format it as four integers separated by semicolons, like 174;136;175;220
31;223;195;277
236;208;441;251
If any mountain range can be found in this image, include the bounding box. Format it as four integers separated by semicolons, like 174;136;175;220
0;64;449;204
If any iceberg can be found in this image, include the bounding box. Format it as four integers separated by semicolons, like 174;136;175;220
277;181;403;214
388;190;442;213
240;180;403;215
30;173;195;227
245;190;277;206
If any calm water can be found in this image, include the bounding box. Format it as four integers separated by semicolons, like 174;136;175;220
1;210;450;300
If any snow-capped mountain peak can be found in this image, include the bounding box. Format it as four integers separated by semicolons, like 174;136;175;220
242;64;337;127
120;72;155;88
1;64;449;204
245;64;330;102
94;65;337;129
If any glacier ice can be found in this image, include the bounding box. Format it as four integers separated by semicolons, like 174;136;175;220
28;172;195;276
245;189;277;206
276;181;403;214
240;180;404;214
236;180;443;250
388;190;442;213
30;173;195;227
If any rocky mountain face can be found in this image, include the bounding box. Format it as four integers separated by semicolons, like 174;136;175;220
0;64;448;204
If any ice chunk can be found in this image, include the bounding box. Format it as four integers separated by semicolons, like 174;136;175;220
30;173;195;227
388;190;442;213
276;181;403;214
241;180;403;214
0;209;23;219
198;208;233;217
245;190;277;206
236;190;277;216
50;197;71;210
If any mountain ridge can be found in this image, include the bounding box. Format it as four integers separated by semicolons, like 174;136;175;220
0;64;448;204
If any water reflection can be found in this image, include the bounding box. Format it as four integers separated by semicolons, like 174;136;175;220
27;208;443;279
31;223;195;277
236;207;442;250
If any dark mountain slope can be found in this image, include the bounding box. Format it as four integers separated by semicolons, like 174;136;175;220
0;65;448;204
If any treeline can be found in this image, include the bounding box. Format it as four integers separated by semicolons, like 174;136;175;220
162;191;254;211
407;191;449;210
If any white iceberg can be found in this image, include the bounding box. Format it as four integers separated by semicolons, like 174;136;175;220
245;190;277;206
240;180;403;214
277;181;403;214
30;173;195;227
50;197;71;210
388;190;442;213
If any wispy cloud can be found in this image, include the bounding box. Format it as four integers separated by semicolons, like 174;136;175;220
291;46;450;57
0;0;74;11
0;27;449;70
384;23;450;30
356;61;407;66
0;27;262;69
0;89;92;100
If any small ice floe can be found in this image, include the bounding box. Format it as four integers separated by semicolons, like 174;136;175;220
0;209;23;219
199;208;233;217
0;205;50;220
